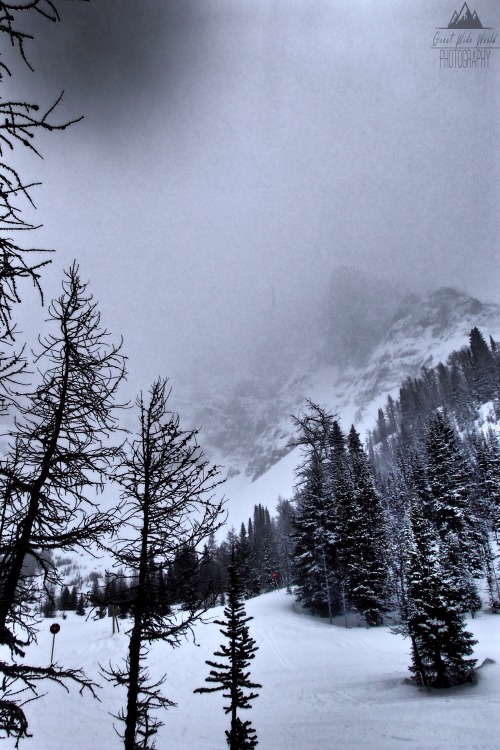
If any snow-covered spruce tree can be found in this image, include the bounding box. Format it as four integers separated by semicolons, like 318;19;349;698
104;379;225;750
425;411;484;614
291;402;341;622
378;465;412;614
473;429;500;539
198;535;222;608
292;447;339;622
195;544;261;750
326;420;355;622
471;429;500;609
344;427;389;626
369;426;426;615
401;499;477;688
0;264;125;742
235;524;252;599
468;327;497;403
244;504;278;595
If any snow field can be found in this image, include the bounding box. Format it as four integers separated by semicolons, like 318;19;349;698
9;590;500;750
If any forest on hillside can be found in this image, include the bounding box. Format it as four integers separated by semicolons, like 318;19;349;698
192;327;500;690
46;326;500;695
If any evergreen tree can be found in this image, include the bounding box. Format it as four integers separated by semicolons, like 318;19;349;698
198;538;222;608
473;429;500;538
425;412;483;613
235;524;252;598
291;402;341;621
59;586;72;612
470;430;500;609
292;449;339;621
195;545;261;750
75;594;86;617
41;587;56;618
469;327;496;402
245;505;277;594
448;359;477;428
377;465;412;613
327;420;354;621
69;586;79;611
401;500;477;688
385;394;399;434
274;498;295;590
345;427;388;625
169;544;200;610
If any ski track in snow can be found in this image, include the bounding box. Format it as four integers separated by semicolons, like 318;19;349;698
4;590;500;750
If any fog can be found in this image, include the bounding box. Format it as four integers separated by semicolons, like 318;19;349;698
5;0;499;405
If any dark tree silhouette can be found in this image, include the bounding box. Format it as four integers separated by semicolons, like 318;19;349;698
0;1;86;339
195;544;261;750
104;378;225;750
0;264;126;742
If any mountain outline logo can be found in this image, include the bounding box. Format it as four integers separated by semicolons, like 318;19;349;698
447;3;483;29
432;3;497;68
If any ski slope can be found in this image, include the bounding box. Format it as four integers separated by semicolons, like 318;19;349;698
8;590;500;749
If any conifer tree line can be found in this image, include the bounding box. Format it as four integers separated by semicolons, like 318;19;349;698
85;500;294;618
195;328;500;689
148;327;499;620
284;327;499;687
127;327;499;629
366;327;500;610
363;328;500;687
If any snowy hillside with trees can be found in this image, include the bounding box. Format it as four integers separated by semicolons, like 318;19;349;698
187;279;500;483
3;306;500;747
1;2;499;748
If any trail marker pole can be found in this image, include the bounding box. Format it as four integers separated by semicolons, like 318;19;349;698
49;622;60;664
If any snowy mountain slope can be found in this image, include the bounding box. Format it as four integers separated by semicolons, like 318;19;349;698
29;280;500;572
326;286;500;428
221;443;299;535
14;590;500;750
190;283;500;516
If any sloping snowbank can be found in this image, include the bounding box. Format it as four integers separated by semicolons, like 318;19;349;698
8;590;500;749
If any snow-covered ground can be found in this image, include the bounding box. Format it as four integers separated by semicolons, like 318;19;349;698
8;590;500;750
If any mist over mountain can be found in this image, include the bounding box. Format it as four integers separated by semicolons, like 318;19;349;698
322;266;406;368
179;269;500;482
7;0;498;423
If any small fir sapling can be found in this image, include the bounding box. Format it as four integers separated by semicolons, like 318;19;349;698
195;545;261;750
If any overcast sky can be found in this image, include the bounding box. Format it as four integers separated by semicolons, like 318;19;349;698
6;0;499;403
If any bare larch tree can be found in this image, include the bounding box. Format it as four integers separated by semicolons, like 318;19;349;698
0;263;126;743
104;378;226;750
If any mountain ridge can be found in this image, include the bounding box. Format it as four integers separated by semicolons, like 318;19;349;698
187;281;500;485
